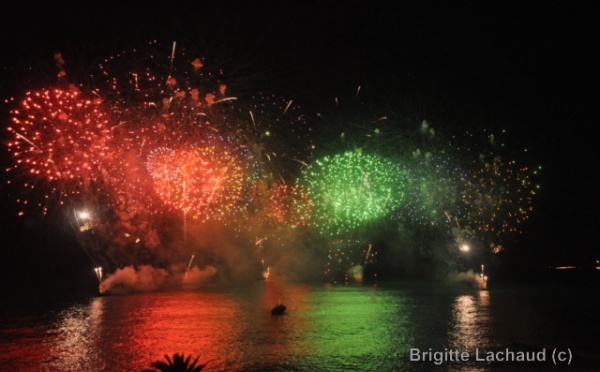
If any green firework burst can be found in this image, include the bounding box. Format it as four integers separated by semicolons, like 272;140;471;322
300;149;409;236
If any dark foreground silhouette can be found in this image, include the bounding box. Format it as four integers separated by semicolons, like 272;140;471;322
145;353;208;372
271;303;286;315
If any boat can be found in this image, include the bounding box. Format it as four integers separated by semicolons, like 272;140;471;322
271;304;286;315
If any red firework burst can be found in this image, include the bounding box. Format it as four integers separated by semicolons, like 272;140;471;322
5;88;112;213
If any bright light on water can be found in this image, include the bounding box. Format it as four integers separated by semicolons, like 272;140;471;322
0;282;597;371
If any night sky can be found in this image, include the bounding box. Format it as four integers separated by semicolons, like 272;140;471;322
0;1;597;294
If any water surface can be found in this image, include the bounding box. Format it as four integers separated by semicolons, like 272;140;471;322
1;280;598;371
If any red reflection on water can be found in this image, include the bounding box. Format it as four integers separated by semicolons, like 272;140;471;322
108;292;245;371
106;281;312;370
0;282;346;371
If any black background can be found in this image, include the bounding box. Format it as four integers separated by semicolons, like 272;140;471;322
1;1;597;293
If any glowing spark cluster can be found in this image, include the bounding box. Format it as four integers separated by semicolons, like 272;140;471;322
147;145;247;221
260;183;312;228
300;150;408;236
324;238;375;282
6;88;111;213
398;151;467;227
462;157;537;241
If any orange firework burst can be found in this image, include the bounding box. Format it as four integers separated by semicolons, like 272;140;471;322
146;145;248;222
262;183;312;228
462;156;538;244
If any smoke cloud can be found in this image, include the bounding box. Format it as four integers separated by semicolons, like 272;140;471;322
99;264;218;294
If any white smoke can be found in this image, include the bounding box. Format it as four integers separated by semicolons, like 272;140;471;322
347;265;364;283
99;264;218;294
182;265;218;289
446;269;480;287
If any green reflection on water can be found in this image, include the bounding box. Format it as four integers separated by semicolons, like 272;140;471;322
291;284;415;369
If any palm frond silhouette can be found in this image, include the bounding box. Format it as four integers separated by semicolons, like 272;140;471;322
145;353;208;372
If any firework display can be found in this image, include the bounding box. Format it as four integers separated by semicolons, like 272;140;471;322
299;149;408;237
461;156;538;249
6;88;111;214
324;238;376;283
256;182;312;228
146;144;248;221
2;41;541;284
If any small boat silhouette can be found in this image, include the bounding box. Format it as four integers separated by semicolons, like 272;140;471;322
271;303;286;315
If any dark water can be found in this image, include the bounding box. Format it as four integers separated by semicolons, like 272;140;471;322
1;280;598;371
